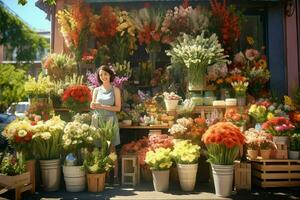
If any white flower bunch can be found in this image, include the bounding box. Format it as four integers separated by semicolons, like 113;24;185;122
176;99;195;116
176;117;194;128
168;124;187;135
231;81;249;97
63;121;96;150
166;32;229;69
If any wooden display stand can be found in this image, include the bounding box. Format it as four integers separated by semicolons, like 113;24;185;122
271;143;288;159
121;154;140;186
234;161;251;191
252;159;300;188
0;172;32;200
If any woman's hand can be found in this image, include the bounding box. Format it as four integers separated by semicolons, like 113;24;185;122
90;102;97;109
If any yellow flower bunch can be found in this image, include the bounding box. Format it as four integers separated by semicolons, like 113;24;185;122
116;10;135;37
171;140;200;164
231;81;249;97
24;74;54;97
145;147;173;170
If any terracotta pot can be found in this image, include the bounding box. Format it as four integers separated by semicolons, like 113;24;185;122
247;150;258;160
87;173;106;192
260;149;271;159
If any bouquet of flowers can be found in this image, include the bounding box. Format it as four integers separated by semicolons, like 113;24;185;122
24;74;54;98
56;1;91;61
231;81;249;97
176;99;195;118
2;118;35;159
171;140;200;164
82;148;116;174
62;121;96;164
248;104;268;123
113;61;132;89
86;71;100;88
224;108;249;127
32;116;66;160
145;147;173;170
148;134;173;150
131;7;163;52
90;5;118;46
42;53;76;80
244;128;273;150
206;63;229;89
202;122;245;165
62;84;92;113
262;117;295;136
110;9;136;62
0;153;25;176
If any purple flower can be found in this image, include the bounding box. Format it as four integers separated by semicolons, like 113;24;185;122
86;71;100;88
113;76;129;89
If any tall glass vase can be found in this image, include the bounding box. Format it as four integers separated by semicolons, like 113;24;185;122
188;64;206;91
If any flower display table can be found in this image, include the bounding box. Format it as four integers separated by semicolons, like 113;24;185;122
252;159;300;188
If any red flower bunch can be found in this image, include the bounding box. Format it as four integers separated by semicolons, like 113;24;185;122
90;5;118;45
62;85;92;113
81;52;95;64
224;108;249;127
210;0;241;56
202;122;245;148
262;117;295;136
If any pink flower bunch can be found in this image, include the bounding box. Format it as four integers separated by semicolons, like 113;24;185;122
245;128;273;150
113;76;129;89
262;116;295;136
148;134;173;150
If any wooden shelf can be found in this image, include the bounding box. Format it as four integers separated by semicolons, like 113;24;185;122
120;125;170;129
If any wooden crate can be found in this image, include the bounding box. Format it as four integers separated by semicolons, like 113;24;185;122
252;159;300;188
0;172;32;200
234;161;251;190
121;154;140;186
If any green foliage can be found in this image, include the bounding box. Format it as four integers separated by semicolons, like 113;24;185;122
0;153;25;176
0;64;27;112
18;0;56;6
0;3;49;62
206;144;239;165
290;134;300;151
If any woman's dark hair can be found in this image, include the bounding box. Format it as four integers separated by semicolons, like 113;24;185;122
96;65;115;85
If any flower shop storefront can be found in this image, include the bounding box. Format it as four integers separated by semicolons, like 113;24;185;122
2;0;300;199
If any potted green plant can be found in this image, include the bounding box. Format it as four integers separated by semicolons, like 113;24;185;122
145;147;173;192
289;134;300;159
83;118;117;192
166;32;229;91
170;140;200;191
202;122;245;197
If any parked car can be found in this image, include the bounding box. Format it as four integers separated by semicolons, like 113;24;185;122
6;101;30;119
0;113;16;151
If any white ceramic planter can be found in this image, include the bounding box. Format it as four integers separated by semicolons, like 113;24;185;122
152;170;170;192
40;159;61;191
177;163;198;191
211;164;234;197
164;99;179;112
63;165;86;192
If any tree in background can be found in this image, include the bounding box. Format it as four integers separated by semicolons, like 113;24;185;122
0;64;27;112
0;2;49;62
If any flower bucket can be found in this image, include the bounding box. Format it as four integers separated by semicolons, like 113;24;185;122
87;173;105;192
152;170;170;192
63;165;86;192
177;163;198;191
211;164;234;197
289;151;300;159
40;159;61;191
260;149;271;159
188;66;206;91
273;136;290;147
247;150;258;160
164;99;179;112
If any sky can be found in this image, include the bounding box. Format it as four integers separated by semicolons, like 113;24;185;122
2;0;50;31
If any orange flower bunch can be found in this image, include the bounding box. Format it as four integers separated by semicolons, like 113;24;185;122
90;5;118;45
210;0;241;56
226;74;247;84
224;108;249;127
131;7;163;51
57;0;91;50
202;122;245;148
